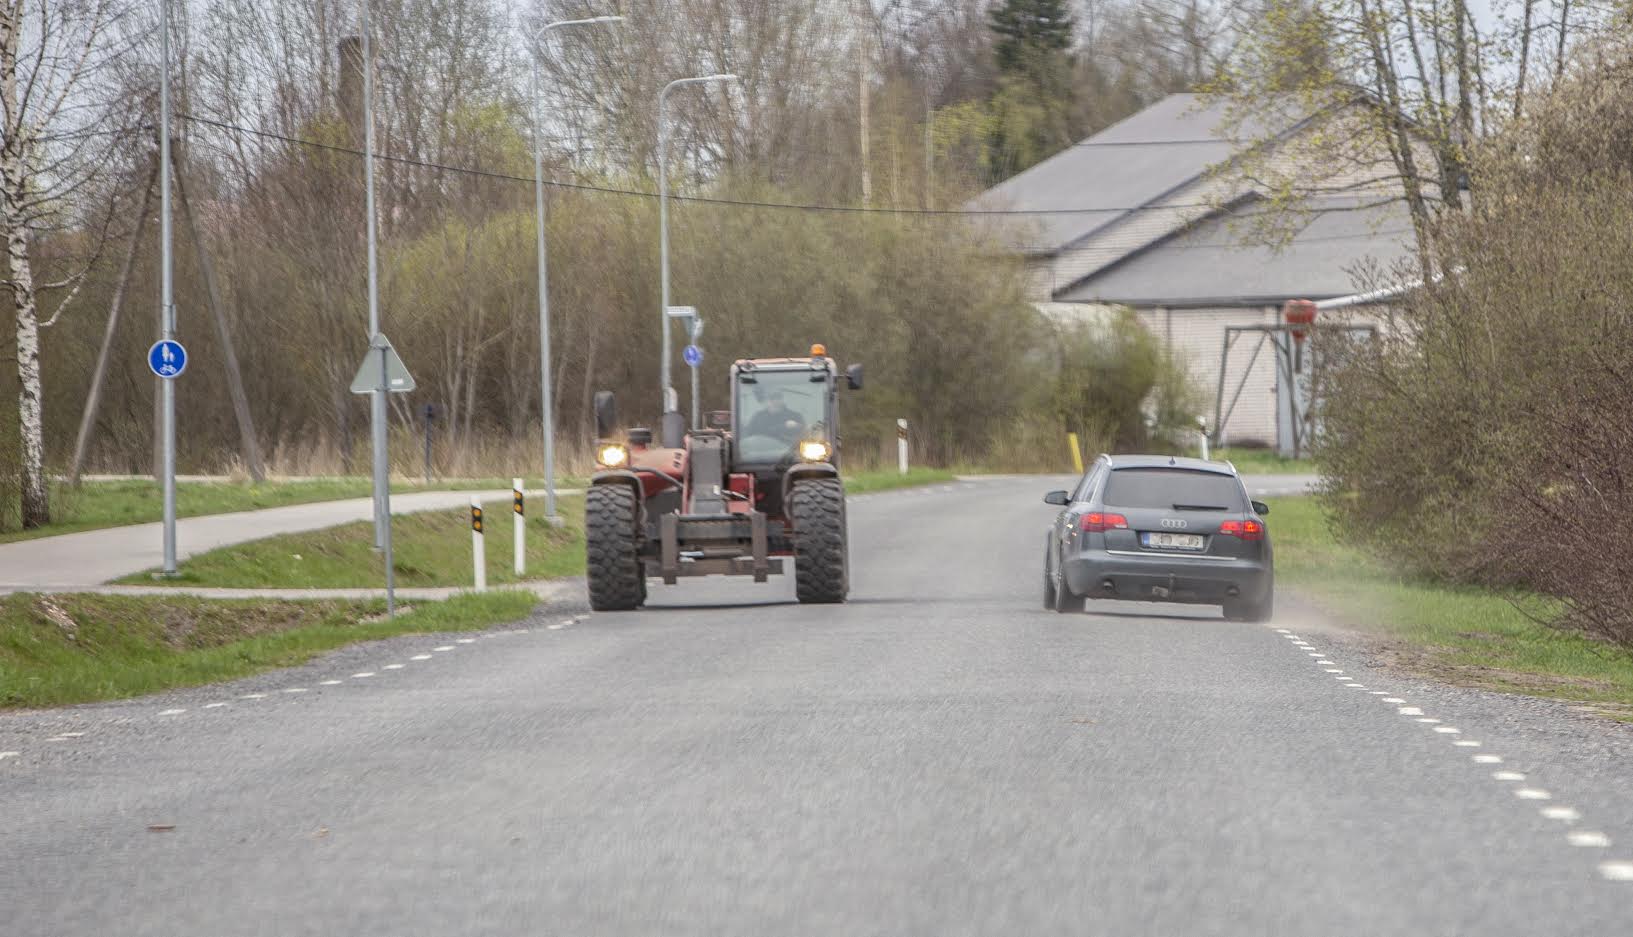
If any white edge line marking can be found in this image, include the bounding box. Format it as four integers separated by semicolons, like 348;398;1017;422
158;708;186;716
1598;860;1633;881
1514;788;1552;800
1568;831;1611;848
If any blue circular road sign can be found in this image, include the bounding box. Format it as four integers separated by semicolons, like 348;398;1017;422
683;344;704;368
148;340;188;379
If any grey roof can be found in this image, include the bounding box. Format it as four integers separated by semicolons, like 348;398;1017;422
1103;454;1237;474
966;94;1301;253
1056;197;1415;308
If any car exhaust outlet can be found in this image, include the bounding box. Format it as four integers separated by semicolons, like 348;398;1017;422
1101;579;1116;594
1226;585;1240;597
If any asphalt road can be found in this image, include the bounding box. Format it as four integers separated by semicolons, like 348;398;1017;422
3;476;1631;935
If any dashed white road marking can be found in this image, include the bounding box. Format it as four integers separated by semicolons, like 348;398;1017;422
57;732;84;737
1398;706;1424;716
1315;659;1334;665
1434;726;1461;734
203;702;228;709
1493;771;1526;781
0;751;20;760
1370;690;1390;695
547;623;566;630
239;693;267;700
157;709;186;716
383;664;405;670
456;638;476;644
1599;861;1633;881
1416;717;1441;723
319;680;343;686
1543;806;1582;822
1325;668;1345;674
1454;740;1482;747
433;645;454;652
283;688;308;694
1515;788;1552;800
1382;697;1405;703
1474;754;1504;764
1348;684;1369;689
352;672;374;678
1568;831;1611;848
410;654;432;661
1307;651;1323;656
1275;628;1290;634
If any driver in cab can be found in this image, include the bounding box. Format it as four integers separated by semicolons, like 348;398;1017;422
744;390;805;442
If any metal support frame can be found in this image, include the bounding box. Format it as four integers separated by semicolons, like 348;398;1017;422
1210;323;1377;453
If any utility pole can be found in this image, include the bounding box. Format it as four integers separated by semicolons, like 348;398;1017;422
362;0;386;547
158;0;177;575
529;15;622;522
658;74;736;426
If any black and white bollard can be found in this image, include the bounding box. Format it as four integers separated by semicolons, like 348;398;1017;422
897;418;909;474
470;496;486;592
513;478;525;578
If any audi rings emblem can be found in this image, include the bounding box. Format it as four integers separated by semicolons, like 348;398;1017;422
1160;518;1188;529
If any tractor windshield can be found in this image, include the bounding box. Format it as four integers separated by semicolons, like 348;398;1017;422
735;367;829;463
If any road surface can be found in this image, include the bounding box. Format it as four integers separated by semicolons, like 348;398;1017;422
3;476;1630;935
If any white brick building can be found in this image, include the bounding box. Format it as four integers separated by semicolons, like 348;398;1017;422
968;94;1414;448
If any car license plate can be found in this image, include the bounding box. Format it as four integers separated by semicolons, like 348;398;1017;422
1143;531;1204;551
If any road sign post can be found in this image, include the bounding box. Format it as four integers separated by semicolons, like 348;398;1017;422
350;334;416;617
897;418;908;475
148;339;186;576
471;497;487;592
513;478;525;578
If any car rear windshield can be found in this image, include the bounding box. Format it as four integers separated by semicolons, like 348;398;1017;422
1101;468;1245;511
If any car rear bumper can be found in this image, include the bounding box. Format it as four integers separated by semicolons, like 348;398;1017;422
1062;550;1271;605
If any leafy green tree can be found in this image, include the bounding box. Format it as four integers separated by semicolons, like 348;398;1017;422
987;0;1077;180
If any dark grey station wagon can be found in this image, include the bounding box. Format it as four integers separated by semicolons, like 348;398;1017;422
1042;454;1274;621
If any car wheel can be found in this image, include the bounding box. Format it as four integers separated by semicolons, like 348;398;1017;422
1043;553;1058;609
1224;587;1274;623
1054;560;1086;614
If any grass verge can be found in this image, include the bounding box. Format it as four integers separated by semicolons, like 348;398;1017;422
0;477;586;545
124;468;954;589
0;590;537;709
123;495;587;589
1213;447;1313;474
1270;495;1633;715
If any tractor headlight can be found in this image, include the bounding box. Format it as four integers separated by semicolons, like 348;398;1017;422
798;439;832;462
597;443;630;468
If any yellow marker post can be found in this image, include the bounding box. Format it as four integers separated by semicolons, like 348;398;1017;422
1067;432;1085;473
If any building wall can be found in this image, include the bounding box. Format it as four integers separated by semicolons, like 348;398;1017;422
1133;306;1284;446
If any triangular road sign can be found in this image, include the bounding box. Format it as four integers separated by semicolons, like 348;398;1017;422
350;333;417;394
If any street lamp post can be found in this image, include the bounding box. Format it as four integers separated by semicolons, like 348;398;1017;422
528;15;622;522
658;74;736;429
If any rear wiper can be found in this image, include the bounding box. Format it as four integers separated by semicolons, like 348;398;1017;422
1172;503;1230;511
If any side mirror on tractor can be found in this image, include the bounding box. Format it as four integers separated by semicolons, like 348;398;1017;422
593;390;617;440
846;363;864;391
708;410;731;428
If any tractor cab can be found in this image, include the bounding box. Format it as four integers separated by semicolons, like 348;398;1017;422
730;345;863;472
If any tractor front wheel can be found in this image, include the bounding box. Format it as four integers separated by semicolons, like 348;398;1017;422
790;477;848;604
586;484;645;611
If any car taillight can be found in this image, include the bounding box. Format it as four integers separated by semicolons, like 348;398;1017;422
1080;512;1128;533
1218;519;1265;541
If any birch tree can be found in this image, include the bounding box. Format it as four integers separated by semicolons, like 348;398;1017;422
1;0;131;527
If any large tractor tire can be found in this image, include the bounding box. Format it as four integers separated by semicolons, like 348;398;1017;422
789;477;848;604
586;484;645;611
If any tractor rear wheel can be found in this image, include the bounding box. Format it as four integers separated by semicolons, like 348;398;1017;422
586;484;645;611
790;477;848;604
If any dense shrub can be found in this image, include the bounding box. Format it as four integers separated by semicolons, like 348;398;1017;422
1315;36;1633;644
